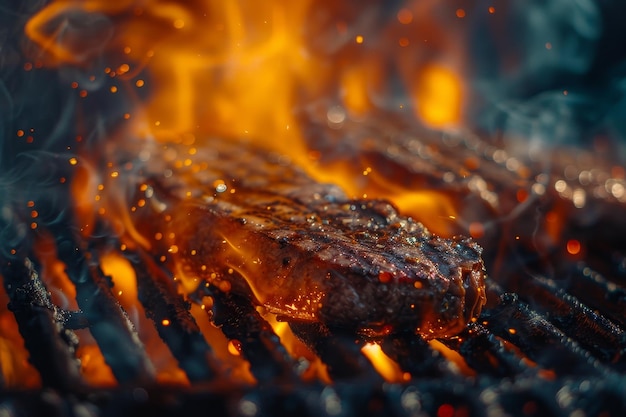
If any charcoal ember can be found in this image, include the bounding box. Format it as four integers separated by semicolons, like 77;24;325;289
119;141;486;338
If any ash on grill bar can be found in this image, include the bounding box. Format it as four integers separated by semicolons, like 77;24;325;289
1;1;626;417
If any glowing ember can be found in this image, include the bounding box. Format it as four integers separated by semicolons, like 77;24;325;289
566;239;581;256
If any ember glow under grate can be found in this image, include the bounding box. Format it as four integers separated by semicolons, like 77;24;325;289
2;1;626;416
2;239;626;416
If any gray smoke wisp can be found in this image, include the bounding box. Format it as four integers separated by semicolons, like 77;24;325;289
468;0;626;151
0;1;136;259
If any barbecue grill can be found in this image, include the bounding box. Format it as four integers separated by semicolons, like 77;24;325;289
2;238;626;416
2;133;626;416
2;1;626;416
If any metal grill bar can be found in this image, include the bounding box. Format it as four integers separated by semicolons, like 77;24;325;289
0;257;83;392
2;376;624;417
2;219;626;416
130;249;221;382
289;322;381;381
51;226;156;385
442;323;532;377
524;275;626;366
567;262;626;328
381;332;451;378
483;292;606;377
204;285;297;383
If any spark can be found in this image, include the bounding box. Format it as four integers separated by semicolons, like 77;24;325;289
567;239;581;255
397;8;413;24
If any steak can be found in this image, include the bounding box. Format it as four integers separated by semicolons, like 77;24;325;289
117;140;486;338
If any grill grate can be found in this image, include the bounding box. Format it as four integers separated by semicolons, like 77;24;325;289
2;235;626;416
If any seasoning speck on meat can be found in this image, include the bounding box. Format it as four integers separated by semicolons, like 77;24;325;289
130;142;486;338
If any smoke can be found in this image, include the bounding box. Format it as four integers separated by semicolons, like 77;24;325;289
307;0;626;155
0;1;137;258
467;0;626;153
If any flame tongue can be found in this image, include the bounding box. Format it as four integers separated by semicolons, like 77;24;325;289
21;0;472;250
25;0;465;172
15;0;474;383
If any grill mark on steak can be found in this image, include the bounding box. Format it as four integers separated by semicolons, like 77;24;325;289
123;141;486;338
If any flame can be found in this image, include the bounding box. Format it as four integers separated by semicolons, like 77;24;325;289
31;234;118;386
24;1;135;66
33;233;78;310
264;313;331;383
75;341;117;387
189;302;256;384
21;3;472;289
0;283;42;388
100;252;138;304
413;64;463;128
21;0;472;386
26;0;467;198
428;340;475;376
121;0;322;166
361;342;408;383
100;251;189;385
14;0;626;392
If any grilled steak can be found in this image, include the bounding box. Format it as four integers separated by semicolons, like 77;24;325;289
120;140;486;338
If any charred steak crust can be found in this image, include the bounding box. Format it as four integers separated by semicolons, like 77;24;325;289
132;142;486;338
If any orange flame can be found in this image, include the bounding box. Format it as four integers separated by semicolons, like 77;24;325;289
31;234;118;386
428;339;475;376
21;0;471;384
190;302;256;384
74;342;117;387
0;283;42;388
413;64;463;128
27;0;467;200
24;1;135;66
361;343;409;383
100;251;189;385
122;0;323;164
20;3;472;280
264;314;331;383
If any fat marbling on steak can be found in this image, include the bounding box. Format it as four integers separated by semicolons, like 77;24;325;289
129;141;486;338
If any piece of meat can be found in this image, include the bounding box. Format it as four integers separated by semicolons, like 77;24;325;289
124;140;486;338
308;116;626;281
